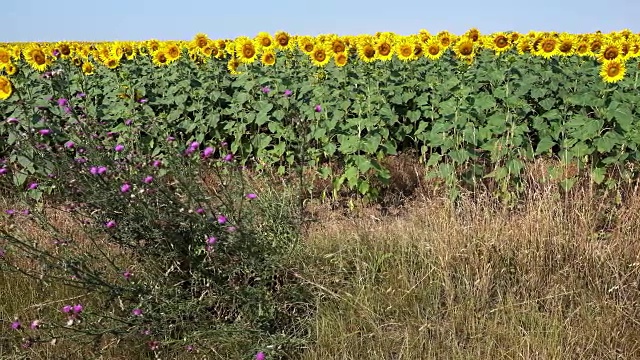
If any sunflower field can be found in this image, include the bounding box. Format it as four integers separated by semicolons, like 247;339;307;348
1;29;640;198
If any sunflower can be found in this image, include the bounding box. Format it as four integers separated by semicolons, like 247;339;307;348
151;50;169;66
374;37;394;61
104;56;120;69
215;40;229;57
535;35;558;58
77;44;91;60
395;37;417;61
437;31;453;48
454;37;475;61
227;56;241;75
55;41;73;58
0;47;10;66
575;40;592;57
590;37;603;53
261;50;276;66
490;32;511;54
418;29;432;44
357;38;376;63
598;42;621;62
424;38;444;60
23;45;49;71
465;28;481;42
330;37;347;54
297;36;315;55
334;52;348;67
310;44;331;67
3;63;17;76
255;32;275;51
9;45;22;61
274;31;293;51
193;33;209;49
0;75;12;100
71;56;83;67
516;38;532;55
165;43;181;62
600;59;626;83
82;61;94;75
233;36;258;63
122;42;137;60
557;33;575;56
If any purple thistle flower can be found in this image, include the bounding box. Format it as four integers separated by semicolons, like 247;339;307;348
62;305;72;313
255;351;266;360
97;166;107;175
11;321;21;330
90;166;99;175
202;146;214;158
75;157;87;164
132;308;143;316
5;209;15;215
166;136;175;142
64;141;75;149
123;270;132;280
125;119;133;125
227;226;237;232
223;153;233;162
57;98;68;107
63;106;72;114
52;49;60;57
138;98;148;104
0;248;5;257
6;117;18;124
314;104;322;112
21;209;30;215
206;236;217;245
261;86;271;94
28;183;38;190
38;129;51;135
246;193;258;199
189;141;199;149
0;168;7;175
143;176;153;184
152;160;162;167
105;220;117;228
148;340;160;350
195;208;205;214
72;304;83;314
186;345;195;352
76;92;86;98
114;144;124;152
283;89;292;97
30;320;41;330
217;215;227;224
120;183;131;193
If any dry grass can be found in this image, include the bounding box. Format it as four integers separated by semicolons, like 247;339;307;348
2;160;640;359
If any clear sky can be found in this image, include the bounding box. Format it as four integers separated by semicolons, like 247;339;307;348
4;0;639;42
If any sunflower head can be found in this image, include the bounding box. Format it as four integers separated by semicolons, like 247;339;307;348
600;59;626;83
375;38;394;61
235;37;258;64
193;33;209;49
165;43;181;62
334;52;348;67
599;42;620;62
491;32;511;54
104;56;120;69
557;34;575;56
454;37;475;60
0;47;10;65
0;75;12;100
274;31;293;51
122;43;137;60
395;38;417;62
3;63;17;76
575;41;592;57
465;28;481;42
331;38;346;54
357;40;376;63
24;45;49;72
517;39;532;55
227;57;241;75
255;32;274;50
437;31;453;48
152;50;169;66
261;51;276;66
298;36;315;54
424;38;443;60
536;36;558;58
56;41;73;58
310;44;331;67
82;62;94;75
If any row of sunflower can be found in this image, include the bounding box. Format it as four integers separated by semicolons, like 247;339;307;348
0;29;639;100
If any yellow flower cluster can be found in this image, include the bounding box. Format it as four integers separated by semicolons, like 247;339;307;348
0;29;638;100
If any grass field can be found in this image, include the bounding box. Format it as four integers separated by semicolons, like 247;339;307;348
3;162;640;359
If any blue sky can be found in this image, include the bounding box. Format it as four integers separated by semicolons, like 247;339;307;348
4;0;639;42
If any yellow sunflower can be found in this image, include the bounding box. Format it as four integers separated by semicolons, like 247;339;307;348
310;44;331;67
534;35;558;58
454;37;475;61
590;37;604;54
517;38;532;55
357;38;377;63
274;31;293;51
235;36;258;63
465;28;481;42
374;36;394;61
227;56;241;75
437;31;454;48
55;41;73;58
165;43;181;62
424;38;444;60
255;32;275;51
0;47;12;66
24;45;49;72
82;61;94;75
297;36;315;55
0;75;12;100
193;33;209;49
334;52;348;67
395;37;417;61
574;39;592;57
490;32;511;54
330;37;347;54
151;50;169;66
600;59;626;83
261;50;276;66
122;42;137;60
598;41;621;62
3;63;17;76
104;56;120;69
557;33;575;56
